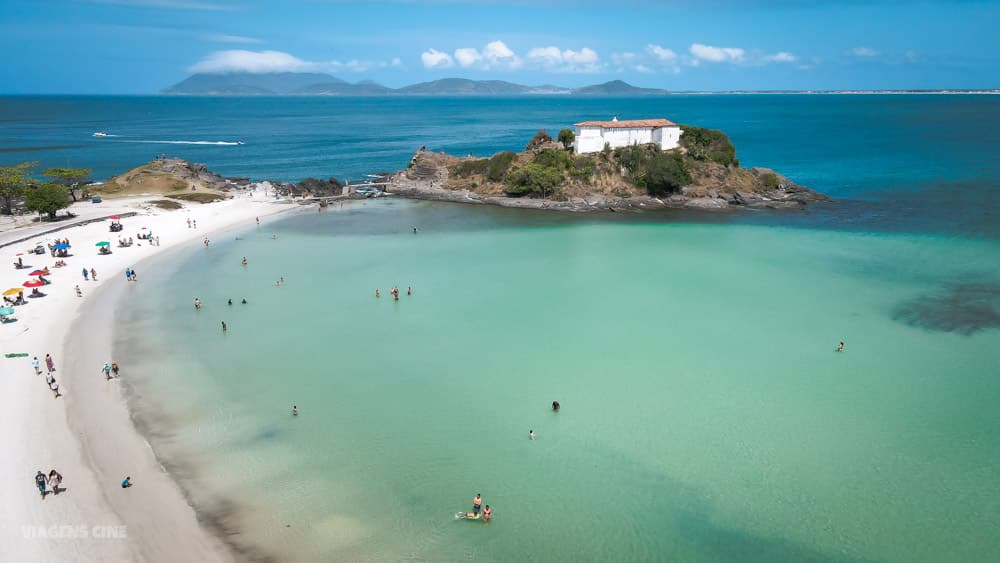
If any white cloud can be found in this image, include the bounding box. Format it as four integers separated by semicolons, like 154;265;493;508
525;45;600;72
647;44;677;62
203;33;261;44
189;50;309;73
454;48;482;68
763;51;797;63
690;43;745;63
391;57;403;68
848;47;879;57
421;48;454;69
188;50;396;74
482;40;522;69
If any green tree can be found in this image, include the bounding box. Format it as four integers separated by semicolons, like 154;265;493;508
644;152;691;194
679;125;738;167
525;129;553;151
505;163;563;198
44;167;91;202
0;161;37;215
24;183;72;219
557;128;575;149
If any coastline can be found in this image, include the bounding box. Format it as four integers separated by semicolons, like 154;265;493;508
0;192;300;562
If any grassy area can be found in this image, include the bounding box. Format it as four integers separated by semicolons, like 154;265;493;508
149;199;184;210
166;192;228;204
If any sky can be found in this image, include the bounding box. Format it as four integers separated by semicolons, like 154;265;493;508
0;0;997;93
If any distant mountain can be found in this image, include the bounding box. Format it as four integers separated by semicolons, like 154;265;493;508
294;81;392;95
571;80;669;95
396;78;567;95
162;73;666;96
162;72;346;95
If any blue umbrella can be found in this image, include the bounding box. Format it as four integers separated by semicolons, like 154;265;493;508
0;307;14;316
53;243;70;250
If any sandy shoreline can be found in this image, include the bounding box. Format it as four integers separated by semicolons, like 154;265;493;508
0;192;300;562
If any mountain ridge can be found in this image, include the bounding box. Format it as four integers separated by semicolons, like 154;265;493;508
162;72;670;96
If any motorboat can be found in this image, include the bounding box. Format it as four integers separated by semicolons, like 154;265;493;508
92;131;109;137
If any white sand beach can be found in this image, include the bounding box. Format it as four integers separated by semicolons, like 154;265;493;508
0;192;298;562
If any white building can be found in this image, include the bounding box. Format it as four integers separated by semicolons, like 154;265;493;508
573;117;682;155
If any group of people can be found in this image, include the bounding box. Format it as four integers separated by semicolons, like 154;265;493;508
186;218;198;229
375;286;411;300
136;231;158;245
102;361;120;381
48;238;71;258
465;493;493;522
123;267;138;282
82;267;98;281
34;469;63;499
32;354;61;398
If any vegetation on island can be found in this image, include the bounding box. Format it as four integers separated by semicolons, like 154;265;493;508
437;124;761;201
0;161;79;219
25;183;74;218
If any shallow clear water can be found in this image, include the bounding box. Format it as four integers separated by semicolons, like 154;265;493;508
8;93;997;560
117;200;1000;562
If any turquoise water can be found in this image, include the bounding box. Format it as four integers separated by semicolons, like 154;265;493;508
117;200;1000;562
7;94;997;560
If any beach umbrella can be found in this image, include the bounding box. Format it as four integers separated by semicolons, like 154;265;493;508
95;241;110;247
0;307;14;316
23;280;44;288
28;270;47;276
109;215;120;220
3;288;22;296
15;253;23;256
53;243;70;250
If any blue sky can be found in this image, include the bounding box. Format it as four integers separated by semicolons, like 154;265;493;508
1;0;996;93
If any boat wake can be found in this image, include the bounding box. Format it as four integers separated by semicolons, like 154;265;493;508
119;140;244;146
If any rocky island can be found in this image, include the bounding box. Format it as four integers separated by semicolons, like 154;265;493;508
388;124;826;212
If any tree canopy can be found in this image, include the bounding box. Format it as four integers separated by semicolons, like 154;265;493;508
44;167;91;201
557;128;575;149
24;183;72;219
0;161;37;215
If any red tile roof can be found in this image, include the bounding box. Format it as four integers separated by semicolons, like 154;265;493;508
575;118;678;129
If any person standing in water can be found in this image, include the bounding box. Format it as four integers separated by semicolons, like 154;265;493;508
82;268;89;281
552;401;560;411
375;289;380;298
90;268;97;281
473;493;482;514
529;430;535;440
221;321;227;332
407;286;412;296
194;298;202;310
292;405;298;416
837;341;845;352
482;505;492;523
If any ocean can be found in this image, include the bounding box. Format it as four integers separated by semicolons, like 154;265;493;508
4;95;999;561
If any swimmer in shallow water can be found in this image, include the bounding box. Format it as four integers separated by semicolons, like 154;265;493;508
837;341;845;352
292;405;298;416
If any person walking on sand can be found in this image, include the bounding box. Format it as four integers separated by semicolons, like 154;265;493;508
32;356;41;375
186;217;191;228
102;362;112;380
45;354;55;374
48;470;62;495
194;298;202;310
90;268;97;281
473;493;482;514
47;376;60;398
75;285;82;297
129;268;137;281
111;362;119;377
82;267;89;281
192;219;197;229
124;268;131;281
35;471;48;499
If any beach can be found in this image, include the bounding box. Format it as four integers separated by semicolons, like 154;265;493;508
0;191;297;562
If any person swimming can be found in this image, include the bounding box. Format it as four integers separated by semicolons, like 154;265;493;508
228;298;232;305
241;257;248;266
241;298;247;304
552;401;560;411
837;341;845;352
529;429;535;440
292;405;298;416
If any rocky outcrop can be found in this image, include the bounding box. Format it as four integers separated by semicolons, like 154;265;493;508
387;146;827;213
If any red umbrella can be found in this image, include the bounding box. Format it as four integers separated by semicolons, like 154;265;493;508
109;215;121;220
28;270;47;276
23;280;44;288
15;253;24;256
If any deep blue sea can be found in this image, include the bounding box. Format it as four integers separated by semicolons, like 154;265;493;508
1;94;997;237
